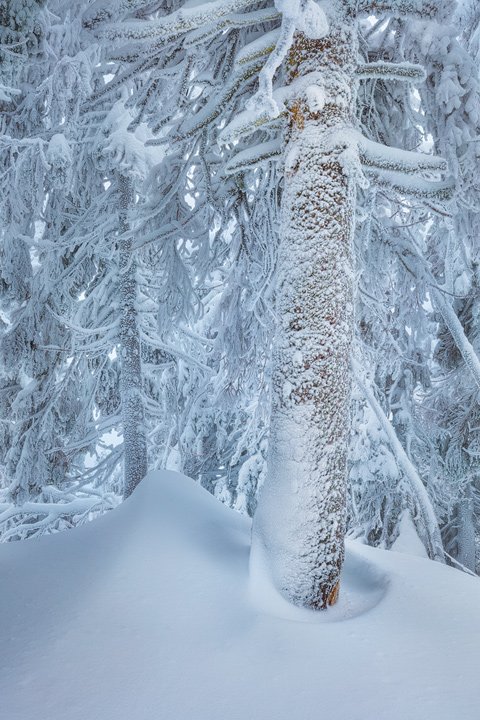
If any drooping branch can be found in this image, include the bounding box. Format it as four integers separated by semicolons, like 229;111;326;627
366;167;454;202
178;61;265;140
430;287;480;391
354;363;445;563
225;139;282;174
185;8;280;49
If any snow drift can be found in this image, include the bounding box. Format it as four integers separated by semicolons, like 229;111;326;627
0;471;479;720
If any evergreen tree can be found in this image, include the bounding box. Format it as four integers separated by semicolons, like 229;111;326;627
97;0;452;607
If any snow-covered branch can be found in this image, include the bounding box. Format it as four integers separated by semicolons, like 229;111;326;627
234;28;281;68
354;363;445;563
356;61;425;83
185;9;280;49
359;136;447;175
83;0;155;29
430;288;480;391
355;1;446;20
178;61;265;139
366;167;454;202
94;0;261;42
224;139;282;174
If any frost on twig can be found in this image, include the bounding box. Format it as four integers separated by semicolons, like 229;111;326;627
177;67;265;140
92;0;261;42
358;135;447;174
355;0;448;20
234;29;281;68
185;8;280;49
224;139;282;175
356;61;426;83
366;167;454;202
83;0;154;28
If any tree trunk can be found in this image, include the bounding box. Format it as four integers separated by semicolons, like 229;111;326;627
455;486;476;572
252;20;357;609
118;174;147;498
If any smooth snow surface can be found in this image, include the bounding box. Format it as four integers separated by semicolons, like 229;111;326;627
1;471;479;720
391;510;429;558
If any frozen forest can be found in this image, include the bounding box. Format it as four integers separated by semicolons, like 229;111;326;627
1;0;480;717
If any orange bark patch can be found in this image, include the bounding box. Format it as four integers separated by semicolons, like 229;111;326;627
290;100;305;130
327;582;340;606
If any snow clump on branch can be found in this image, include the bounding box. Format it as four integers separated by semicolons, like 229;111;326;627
46;134;73;190
275;0;328;38
92;100;157;179
246;0;328;119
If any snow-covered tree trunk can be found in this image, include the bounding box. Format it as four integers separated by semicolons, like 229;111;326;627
455;487;476;573
118;174;147;497
252;20;357;609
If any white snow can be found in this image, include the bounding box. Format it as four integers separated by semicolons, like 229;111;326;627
0;83;21;103
391;510;429;558
305;83;326;112
275;0;328;40
1;470;479;720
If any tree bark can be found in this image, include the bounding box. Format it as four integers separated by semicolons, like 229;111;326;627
118;174;147;497
252;19;357;609
455;486;476;572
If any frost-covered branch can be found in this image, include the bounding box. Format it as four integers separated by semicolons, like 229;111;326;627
185;9;280;49
356;61;425;83
359;136;447;174
225;139;282;174
366;168;454;202
354;363;445;563
219;105;285;144
0;84;21;103
93;0;261;42
246;1;328;119
178;61;264;139
355;0;446;20
431;287;480;391
234;28;281;67
83;0;162;29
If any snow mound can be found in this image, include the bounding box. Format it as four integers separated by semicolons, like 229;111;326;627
250;535;388;622
1;471;479;720
391;509;429;558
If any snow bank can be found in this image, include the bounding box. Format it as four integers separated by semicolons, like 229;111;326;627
0;471;479;720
